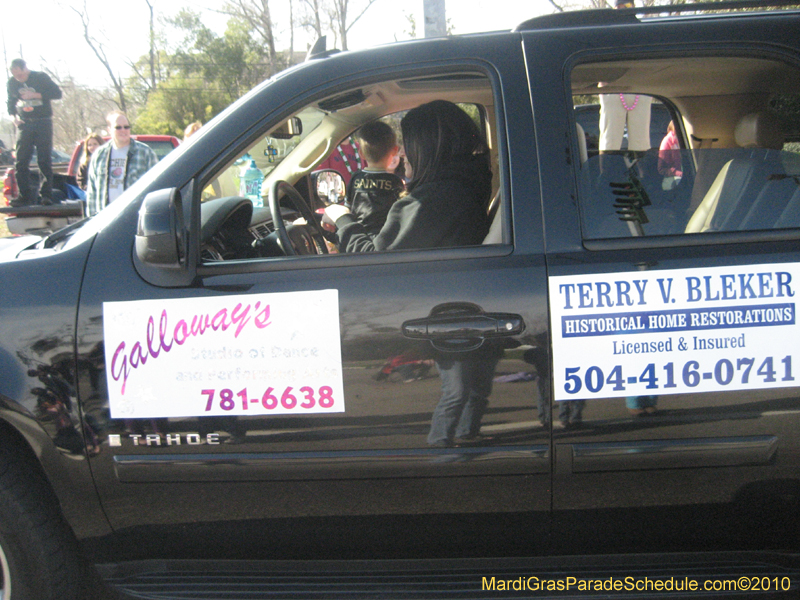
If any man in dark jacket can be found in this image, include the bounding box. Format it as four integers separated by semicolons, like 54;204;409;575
6;58;62;206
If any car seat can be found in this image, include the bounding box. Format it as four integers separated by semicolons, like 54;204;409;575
685;112;785;233
737;174;800;231
773;183;800;229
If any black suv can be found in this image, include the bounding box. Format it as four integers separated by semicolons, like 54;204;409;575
3;2;800;598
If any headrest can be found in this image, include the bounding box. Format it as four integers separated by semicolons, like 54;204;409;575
734;112;783;150
576;122;588;164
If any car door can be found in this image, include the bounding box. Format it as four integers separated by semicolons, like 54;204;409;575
526;14;800;554
75;37;554;559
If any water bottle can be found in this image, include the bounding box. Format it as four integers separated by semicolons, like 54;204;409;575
239;159;264;207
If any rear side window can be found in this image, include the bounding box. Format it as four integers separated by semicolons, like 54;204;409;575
571;56;800;240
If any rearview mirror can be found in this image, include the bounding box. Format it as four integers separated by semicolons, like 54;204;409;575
271;117;303;140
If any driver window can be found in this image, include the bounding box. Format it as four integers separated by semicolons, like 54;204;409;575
199;72;502;263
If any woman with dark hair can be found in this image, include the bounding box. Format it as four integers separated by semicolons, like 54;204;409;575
324;100;499;448
77;133;104;190
324;99;492;252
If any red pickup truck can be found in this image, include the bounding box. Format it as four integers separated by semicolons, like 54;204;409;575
1;134;179;235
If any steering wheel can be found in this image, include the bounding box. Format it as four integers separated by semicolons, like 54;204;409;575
268;180;330;255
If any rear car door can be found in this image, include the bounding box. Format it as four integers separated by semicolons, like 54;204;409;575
526;11;800;553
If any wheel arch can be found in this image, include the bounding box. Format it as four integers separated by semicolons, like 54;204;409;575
0;406;113;540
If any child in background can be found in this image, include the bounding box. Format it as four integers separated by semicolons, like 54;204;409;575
345;121;405;235
77;133;104;190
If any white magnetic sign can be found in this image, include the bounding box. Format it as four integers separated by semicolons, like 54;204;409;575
103;290;344;418
549;263;799;401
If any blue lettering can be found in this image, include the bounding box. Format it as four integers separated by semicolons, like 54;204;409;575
596;282;614;308
739;274;756;299
657;278;673;303
703;276;720;301
721;274;736;300
686;277;702;302
777;272;794;297
633;279;648;305
577;283;594;308
758;273;774;298
559;284;575;309
616;281;633;306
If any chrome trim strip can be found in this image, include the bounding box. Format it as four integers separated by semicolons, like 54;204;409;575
114;445;550;482
569;436;778;473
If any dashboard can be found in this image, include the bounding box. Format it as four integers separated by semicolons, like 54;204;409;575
200;196;302;261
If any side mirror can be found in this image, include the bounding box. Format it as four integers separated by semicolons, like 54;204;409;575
312;169;346;204
135;188;186;268
271;117;303;140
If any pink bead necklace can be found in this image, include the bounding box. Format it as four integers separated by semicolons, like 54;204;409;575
619;93;640;111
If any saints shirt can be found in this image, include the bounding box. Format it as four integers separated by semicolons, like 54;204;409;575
346;170;405;235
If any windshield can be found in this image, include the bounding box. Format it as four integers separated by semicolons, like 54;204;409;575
202;106;326;203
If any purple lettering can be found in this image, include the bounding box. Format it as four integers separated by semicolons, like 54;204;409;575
110;342;130;395
146;316;160;359
211;308;229;332
129;342;148;369
174;320;189;345
190;314;211;337
255;303;271;328
111;298;277;396
159;310;173;352
230;303;252;338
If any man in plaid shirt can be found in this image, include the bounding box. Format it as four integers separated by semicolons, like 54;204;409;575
86;111;158;217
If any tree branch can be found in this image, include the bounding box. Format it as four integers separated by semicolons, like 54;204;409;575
344;0;380;34
70;0;127;112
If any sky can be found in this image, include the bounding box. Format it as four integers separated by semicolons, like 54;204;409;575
2;0;554;108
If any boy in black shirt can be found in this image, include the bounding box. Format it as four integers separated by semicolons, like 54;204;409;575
345;121;405;234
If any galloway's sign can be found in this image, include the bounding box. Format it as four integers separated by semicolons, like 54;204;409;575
103;290;344;418
549;264;798;401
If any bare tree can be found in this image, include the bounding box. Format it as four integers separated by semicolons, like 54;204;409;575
330;0;381;50
51;77;117;149
400;10;417;40
423;0;446;37
223;0;280;73
301;0;325;40
146;0;157;91
288;0;295;62
298;0;381;51
70;0;128;113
